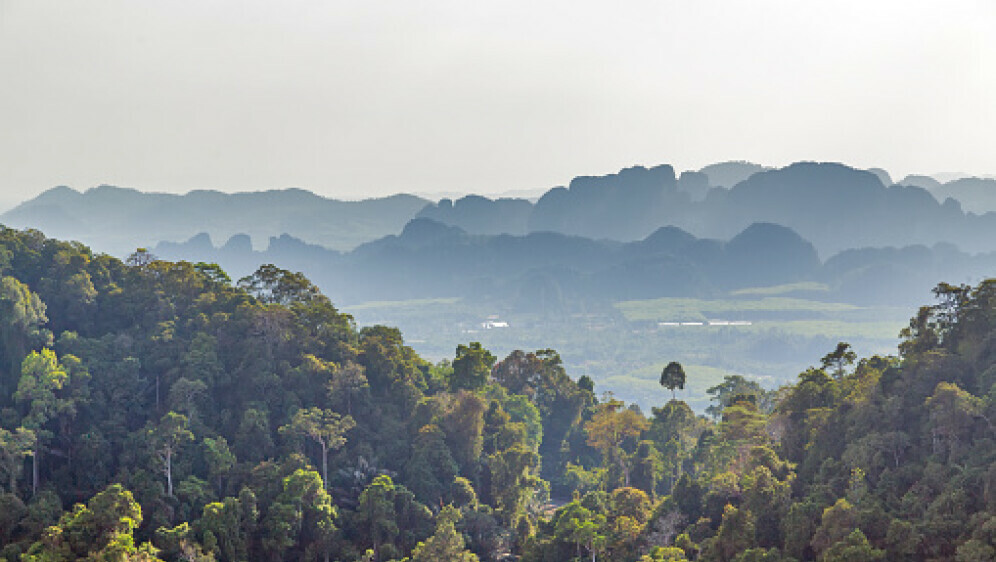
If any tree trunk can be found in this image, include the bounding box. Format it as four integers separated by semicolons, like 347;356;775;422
321;444;328;490
166;449;173;497
32;446;39;495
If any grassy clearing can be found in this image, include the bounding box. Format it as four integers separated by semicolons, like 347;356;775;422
730;282;831;297
344;294;913;414
614;296;860;322
343;297;463;311
599;363;769;414
745;320;906;340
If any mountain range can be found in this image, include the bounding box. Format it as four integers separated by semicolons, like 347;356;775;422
420;162;996;256
0;185;428;255
151;218;996;308
4;160;996;311
7;161;996;261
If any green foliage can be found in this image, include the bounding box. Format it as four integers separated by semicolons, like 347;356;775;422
2;227;996;562
279;406;356;488
149;411;195;497
237;263;322;305
0;427;34;495
0;276;51;375
451;342;496;392
21;483;157;561
660;361;686;399
404;506;479;562
819;528;884;562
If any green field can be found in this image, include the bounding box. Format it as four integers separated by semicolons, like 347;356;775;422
344;297;463;311
614;296;860;322
599;363;757;413
730;281;831;296
345;293;914;414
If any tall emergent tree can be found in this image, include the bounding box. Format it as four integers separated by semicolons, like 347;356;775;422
280;407;356;489
820;341;856;381
14;348;71;494
0;276;51;381
151;411;195;497
660;361;686;400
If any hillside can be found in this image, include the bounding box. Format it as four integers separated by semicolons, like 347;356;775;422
153;220;826;306
926;177;996;215
153;219;996;310
1;226;995;561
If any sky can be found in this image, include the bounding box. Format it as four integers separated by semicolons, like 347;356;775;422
1;0;994;207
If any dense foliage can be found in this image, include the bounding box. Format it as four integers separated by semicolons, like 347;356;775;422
1;225;995;561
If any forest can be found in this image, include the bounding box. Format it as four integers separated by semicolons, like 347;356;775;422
1;225;996;561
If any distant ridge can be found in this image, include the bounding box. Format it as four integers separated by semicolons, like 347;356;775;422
154;217;996;309
697;160;770;188
6;160;996;260
154;219;822;305
1;186;430;256
920;177;996;215
419;161;996;255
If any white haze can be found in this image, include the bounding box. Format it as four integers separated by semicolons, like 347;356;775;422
0;0;993;202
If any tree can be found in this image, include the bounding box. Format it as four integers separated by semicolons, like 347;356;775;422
328;361;369;416
820;529;885;562
125;247;156;267
0;276;51;377
21;483;158;561
280;407;355;489
168;377;208;421
0;427;35;495
811;498;855;557
555;501;607;562
199;491;257;562
451;342;496;392
150;412;194;497
585;399;650;488
235;408;274;463
956;539;996;562
707;504;756;562
629;441;662;498
442;391;487;474
263;469;337;562
926;382;983;461
484;443;538;524
238;264;322;305
202;436;235;496
660;362;686;400
820;342;856;381
358;475;401;562
405;506;479;562
406;424;459;505
706;376;769;419
14;348;71;494
578;375;595;393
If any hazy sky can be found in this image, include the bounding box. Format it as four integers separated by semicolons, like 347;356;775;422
1;0;993;205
